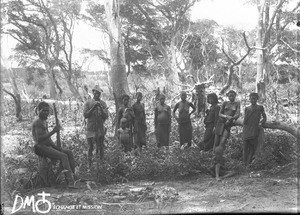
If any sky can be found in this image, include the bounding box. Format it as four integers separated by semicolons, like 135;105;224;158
1;0;259;70
190;0;257;30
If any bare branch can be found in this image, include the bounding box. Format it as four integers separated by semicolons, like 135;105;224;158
280;39;300;53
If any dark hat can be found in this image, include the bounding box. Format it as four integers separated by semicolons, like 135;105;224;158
92;85;103;93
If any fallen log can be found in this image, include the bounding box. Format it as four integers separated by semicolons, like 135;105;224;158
234;118;300;140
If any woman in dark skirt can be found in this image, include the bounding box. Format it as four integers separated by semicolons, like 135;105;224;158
173;91;196;148
203;93;220;151
154;94;171;147
132;92;147;150
214;90;240;150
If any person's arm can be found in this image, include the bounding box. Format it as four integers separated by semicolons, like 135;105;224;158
83;101;97;118
116;107;123;129
167;106;172;132
219;102;228;119
189;102;196;116
130;106;136;133
214;105;220;127
232;101;241;121
243;107;248;124
142;103;147;129
260;106;267;126
154;107;158;131
117;129;120;140
172;103;179;121
100;101;109;121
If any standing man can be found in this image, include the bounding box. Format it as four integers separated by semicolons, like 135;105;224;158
243;93;267;166
83;85;108;168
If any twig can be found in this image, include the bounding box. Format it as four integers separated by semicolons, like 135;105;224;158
280;39;300;53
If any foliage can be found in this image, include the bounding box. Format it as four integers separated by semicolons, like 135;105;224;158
4;0;84;98
3;112;297;199
250;131;297;171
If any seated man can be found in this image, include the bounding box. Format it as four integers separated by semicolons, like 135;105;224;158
32;101;76;187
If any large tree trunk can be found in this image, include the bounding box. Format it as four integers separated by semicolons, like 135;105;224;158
3;89;22;121
66;80;81;99
60;70;82;99
105;0;129;115
3;68;22;121
46;64;57;99
235;118;299;141
168;38;181;93
256;2;267;102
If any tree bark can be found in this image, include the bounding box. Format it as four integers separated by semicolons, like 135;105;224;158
3;88;22;121
256;1;267;102
168;37;181;92
3;67;23;121
104;0;129;117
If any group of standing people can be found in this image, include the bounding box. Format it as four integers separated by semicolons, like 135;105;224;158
31;85;267;186
204;90;267;180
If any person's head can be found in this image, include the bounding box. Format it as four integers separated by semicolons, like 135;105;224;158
92;85;102;101
122;94;130;106
207;93;218;105
37;101;50;120
180;91;187;102
136;92;143;102
159;94;166;105
120;117;127;128
226;90;237;102
249;93;259;105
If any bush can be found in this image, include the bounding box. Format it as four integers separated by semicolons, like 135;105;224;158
2;112;297;200
250;130;297;170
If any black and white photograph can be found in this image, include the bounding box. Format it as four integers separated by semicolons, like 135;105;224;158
1;0;299;214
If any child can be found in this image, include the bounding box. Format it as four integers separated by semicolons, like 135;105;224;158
209;145;234;180
243;93;267;166
118;118;131;152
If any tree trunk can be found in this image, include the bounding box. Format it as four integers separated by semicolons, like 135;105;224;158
194;83;206;116
3;89;22;121
168;38;181;93
4;68;22;121
52;69;63;97
104;0;129;118
234;118;299;141
67;80;81;99
61;70;82;100
46;64;57;99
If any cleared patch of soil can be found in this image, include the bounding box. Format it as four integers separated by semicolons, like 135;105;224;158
3;172;298;214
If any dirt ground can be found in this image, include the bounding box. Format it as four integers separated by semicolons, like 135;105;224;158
3;170;298;214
